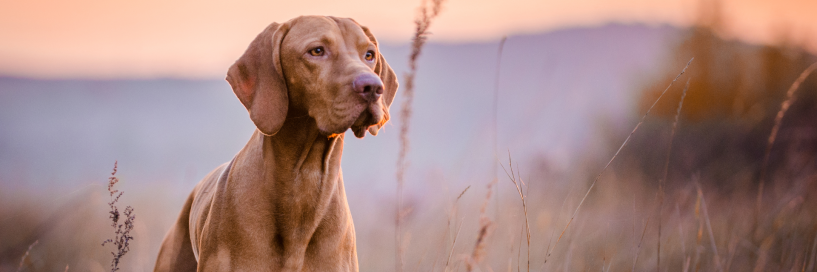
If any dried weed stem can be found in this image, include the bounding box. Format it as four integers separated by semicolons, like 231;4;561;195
500;154;530;272
442;185;469;272
695;181;723;272
631;217;651;272
101;161;135;272
16;240;38;272
493;36;507;220
757;62;817;209
396;0;446;271
658;78;691;270
467;178;496;271
445;219;465;271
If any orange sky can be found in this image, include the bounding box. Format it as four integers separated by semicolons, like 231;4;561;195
1;0;815;78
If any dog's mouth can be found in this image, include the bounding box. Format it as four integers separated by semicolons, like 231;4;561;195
350;104;383;138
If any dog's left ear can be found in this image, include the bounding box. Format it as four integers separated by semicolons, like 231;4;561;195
360;25;399;136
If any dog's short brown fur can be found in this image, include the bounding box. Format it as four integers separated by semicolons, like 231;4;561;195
154;16;397;272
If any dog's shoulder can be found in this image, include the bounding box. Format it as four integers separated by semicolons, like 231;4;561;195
188;159;234;261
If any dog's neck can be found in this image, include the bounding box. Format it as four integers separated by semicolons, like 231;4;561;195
234;112;345;208
253;114;343;182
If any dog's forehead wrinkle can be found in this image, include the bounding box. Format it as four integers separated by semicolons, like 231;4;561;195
291;34;337;51
351;33;373;50
300;36;336;51
330;18;370;48
286;18;343;48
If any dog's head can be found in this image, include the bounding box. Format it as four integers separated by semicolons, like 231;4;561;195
226;16;398;138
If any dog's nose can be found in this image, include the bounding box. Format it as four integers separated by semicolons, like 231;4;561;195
352;74;383;102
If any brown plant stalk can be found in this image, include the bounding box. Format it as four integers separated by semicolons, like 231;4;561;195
631;217;651;272
695;181;723;272
658;78;691;271
445;218;465;272
756;61;817;209
439;185;469;272
395;0;446;271
493;36;507;221
102;161;135;272
467;179;495;272
500;154;530;272
16;240;38;272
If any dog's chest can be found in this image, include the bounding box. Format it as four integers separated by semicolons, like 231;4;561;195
190;134;351;268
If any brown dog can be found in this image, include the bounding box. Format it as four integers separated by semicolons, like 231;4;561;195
154;16;397;272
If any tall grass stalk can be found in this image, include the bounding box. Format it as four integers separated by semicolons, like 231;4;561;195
694;181;723;272
445;219;464;271
546;58;694;260
631;217;651;272
517;225;523;271
16;240;38;272
441;185;469;272
467;176;496;271
493;36;507;222
500;155;530;272
396;0;446;271
693;189;703;272
723;235;739;271
542;184;573;267
756;61;817;210
675;203;689;271
658;78;691;270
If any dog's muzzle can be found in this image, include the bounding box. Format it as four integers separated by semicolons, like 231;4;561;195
350;73;385;138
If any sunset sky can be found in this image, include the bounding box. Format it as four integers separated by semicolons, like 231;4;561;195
1;0;815;78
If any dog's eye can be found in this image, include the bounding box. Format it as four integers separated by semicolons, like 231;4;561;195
364;50;375;61
309;47;325;56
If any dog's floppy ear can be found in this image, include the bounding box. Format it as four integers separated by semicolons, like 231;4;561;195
226;22;291;136
360;25;399;136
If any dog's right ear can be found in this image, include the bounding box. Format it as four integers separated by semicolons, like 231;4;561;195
359;25;399;136
226;22;291;136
